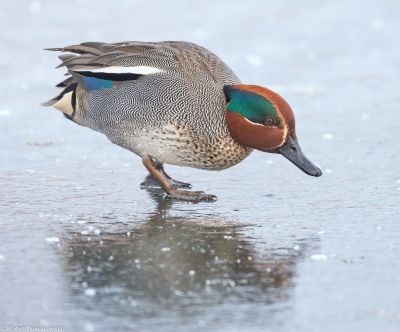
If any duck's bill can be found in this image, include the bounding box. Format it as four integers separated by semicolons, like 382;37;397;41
278;136;322;177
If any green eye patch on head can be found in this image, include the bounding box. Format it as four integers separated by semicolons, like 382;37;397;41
225;88;281;126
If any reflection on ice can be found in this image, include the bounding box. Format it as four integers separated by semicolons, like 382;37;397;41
61;190;306;327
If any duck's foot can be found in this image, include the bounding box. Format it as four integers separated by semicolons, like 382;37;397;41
142;157;217;203
140;161;192;189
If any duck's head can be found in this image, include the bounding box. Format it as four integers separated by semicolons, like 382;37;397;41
224;84;322;177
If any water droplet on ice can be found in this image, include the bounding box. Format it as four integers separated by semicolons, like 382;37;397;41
311;254;327;261
45;237;60;243
84;288;96;297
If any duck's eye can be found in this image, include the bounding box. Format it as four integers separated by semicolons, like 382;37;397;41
265;118;275;126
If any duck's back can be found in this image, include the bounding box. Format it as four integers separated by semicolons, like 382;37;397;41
46;41;252;169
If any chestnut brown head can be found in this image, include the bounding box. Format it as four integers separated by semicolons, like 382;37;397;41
224;84;322;177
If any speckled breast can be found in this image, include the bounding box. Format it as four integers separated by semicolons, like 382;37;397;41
130;123;253;170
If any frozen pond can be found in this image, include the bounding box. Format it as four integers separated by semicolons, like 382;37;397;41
1;0;399;331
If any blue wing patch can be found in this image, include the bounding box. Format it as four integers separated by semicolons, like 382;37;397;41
82;77;113;91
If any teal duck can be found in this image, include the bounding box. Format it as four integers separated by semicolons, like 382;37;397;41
44;41;322;202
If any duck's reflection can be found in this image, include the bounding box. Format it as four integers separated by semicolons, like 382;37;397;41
63;190;302;321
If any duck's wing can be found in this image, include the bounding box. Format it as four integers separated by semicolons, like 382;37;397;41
44;41;239;114
47;41;179;86
48;41;239;88
43;41;180;108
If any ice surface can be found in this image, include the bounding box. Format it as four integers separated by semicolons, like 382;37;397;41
370;18;384;31
45;237;60;243
84;323;95;332
28;1;42;14
0;109;12;117
84;288;96;297
322;133;334;140
310;254;328;261
245;54;264;67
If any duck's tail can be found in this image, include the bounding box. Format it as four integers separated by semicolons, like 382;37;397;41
42;82;77;118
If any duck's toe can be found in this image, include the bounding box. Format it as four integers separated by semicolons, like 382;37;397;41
141;174;192;189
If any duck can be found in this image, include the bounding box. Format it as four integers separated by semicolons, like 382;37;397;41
44;41;322;202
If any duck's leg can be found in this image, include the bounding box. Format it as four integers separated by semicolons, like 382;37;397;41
141;160;192;189
142;157;217;202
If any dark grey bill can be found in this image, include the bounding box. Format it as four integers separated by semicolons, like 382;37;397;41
278;136;322;177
